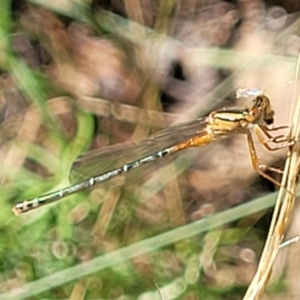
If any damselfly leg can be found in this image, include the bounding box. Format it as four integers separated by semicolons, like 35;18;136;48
255;125;293;151
246;130;290;187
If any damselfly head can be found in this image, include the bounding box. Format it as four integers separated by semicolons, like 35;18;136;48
251;95;274;125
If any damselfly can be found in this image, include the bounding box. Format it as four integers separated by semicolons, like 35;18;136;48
13;88;290;214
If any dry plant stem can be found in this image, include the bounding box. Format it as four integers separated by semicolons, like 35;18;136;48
243;56;300;300
243;145;299;300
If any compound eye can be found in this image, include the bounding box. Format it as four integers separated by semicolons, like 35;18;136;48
256;96;266;108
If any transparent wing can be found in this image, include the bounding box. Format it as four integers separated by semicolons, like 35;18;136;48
69;118;208;186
